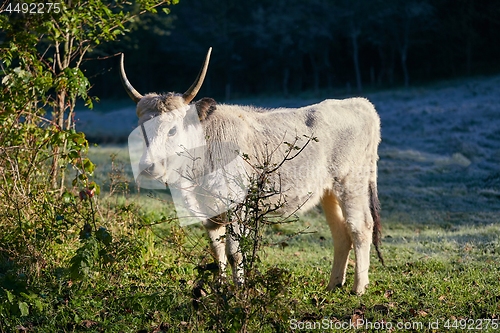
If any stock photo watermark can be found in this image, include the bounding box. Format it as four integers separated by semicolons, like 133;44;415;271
290;318;500;331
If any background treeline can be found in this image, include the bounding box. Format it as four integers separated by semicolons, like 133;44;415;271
88;0;500;100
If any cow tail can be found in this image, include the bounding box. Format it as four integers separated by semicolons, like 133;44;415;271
370;181;385;266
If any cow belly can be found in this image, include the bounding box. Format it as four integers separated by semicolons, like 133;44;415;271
264;166;331;215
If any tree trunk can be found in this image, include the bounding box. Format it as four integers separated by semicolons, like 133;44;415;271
400;19;411;88
309;53;320;95
225;69;232;101
282;67;290;97
351;32;363;92
388;47;395;86
225;83;231;101
465;35;473;75
376;46;385;86
323;48;333;89
50;90;67;190
400;45;409;88
370;66;375;87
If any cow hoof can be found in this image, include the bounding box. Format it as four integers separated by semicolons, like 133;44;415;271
350;285;368;296
326;282;345;291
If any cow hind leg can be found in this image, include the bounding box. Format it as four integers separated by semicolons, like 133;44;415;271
321;190;353;291
344;198;373;295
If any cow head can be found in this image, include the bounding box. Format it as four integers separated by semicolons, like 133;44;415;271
120;48;212;184
123;48;248;225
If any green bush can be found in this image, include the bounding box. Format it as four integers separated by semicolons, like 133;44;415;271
0;0;177;327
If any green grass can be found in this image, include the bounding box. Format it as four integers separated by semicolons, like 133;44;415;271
2;145;500;332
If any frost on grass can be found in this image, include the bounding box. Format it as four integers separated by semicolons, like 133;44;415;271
363;75;500;218
367;75;500;261
82;75;500;242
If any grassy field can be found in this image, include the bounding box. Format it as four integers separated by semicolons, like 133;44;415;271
62;142;499;333
2;76;500;332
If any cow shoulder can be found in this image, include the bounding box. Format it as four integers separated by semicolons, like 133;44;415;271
195;97;217;121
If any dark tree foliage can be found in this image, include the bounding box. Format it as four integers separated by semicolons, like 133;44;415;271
86;0;500;100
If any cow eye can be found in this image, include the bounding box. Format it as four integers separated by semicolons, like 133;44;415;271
168;126;177;136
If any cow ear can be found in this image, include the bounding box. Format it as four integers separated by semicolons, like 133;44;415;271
195;97;217;121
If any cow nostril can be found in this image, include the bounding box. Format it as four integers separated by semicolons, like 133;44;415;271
140;163;155;176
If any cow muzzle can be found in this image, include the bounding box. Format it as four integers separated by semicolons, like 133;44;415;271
139;160;167;179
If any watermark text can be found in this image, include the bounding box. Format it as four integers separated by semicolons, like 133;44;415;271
290;318;500;331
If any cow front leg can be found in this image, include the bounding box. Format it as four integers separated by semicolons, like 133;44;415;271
226;222;244;285
322;191;352;290
203;218;227;276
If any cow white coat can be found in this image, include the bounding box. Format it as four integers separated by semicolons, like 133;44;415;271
121;49;383;295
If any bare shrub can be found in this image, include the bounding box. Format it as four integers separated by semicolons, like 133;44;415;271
188;136;317;332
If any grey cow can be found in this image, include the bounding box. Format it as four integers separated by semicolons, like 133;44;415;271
120;48;383;295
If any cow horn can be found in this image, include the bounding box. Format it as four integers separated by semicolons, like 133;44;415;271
120;53;143;104
183;47;212;104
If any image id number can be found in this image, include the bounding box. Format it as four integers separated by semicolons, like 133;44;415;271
2;2;61;14
444;319;499;330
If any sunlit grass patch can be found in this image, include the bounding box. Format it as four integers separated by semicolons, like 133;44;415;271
70;144;500;332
